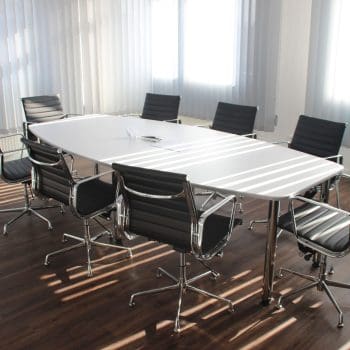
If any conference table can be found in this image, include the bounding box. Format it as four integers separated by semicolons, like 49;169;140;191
29;114;343;304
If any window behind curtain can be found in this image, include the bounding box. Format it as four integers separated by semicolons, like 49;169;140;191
151;0;239;87
325;0;350;104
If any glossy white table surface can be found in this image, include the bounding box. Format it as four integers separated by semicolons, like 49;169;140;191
30;114;343;304
29;114;343;201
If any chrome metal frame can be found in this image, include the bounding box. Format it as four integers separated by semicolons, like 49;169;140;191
0;133;61;234
27;146;131;277
129;252;234;333
249;151;343;231
276;196;350;327
115;171;237;332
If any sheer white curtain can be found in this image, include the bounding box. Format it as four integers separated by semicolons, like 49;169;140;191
0;0;83;129
306;0;350;145
151;0;281;130
0;0;281;131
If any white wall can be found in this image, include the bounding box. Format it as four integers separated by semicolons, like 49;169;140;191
258;0;350;171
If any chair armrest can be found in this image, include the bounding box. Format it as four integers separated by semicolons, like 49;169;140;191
325;154;343;164
192;194;237;259
199;194;236;220
273;140;290;146
27;155;62;167
0;132;26;156
164;118;182;124
290;195;350;216
242;132;257;139
193;123;212;128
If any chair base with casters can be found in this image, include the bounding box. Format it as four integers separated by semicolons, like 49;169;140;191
114;162;242;333
1;180;63;235
275;196;350;328
276;255;350;328
22;137;133;278
0;133;63;235
129;252;234;333
44;217;132;277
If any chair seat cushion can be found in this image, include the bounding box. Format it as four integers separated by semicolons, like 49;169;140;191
278;203;350;253
75;179;115;217
2;157;31;182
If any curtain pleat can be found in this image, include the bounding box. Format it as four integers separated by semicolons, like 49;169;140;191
0;0;280;131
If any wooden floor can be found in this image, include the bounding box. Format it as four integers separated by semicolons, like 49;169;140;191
1;162;350;350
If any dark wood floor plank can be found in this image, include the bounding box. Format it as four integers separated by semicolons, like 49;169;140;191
1;162;350;350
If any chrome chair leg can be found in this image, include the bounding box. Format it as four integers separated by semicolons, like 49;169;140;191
276;281;318;309
45;218;132;276
322;281;344;328
2;183;55;235
129;283;179;307
277;267;317;282
248;218;268;230
44;242;85;266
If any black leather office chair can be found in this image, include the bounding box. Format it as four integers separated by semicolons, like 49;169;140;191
21;95;76;141
199;102;258;210
140;93;181;123
21;94;82;172
22;138;131;277
276;195;350;328
212;102;258;137
0;133;58;234
249;115;346;231
113;163;242;332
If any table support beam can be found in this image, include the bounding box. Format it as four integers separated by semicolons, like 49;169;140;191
262;200;280;305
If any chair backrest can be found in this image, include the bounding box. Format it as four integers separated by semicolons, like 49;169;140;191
290;115;346;158
21;138;73;205
22;95;66;141
21;95;65;123
113;163;197;252
212;102;258;135
141;93;180;121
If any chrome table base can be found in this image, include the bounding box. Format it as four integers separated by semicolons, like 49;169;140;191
129;253;234;333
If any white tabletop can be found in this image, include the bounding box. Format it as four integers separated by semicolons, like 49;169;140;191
29;114;343;200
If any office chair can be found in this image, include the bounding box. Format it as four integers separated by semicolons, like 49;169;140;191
212;102;258;137
113;163;242;332
276;195;350;328
21;95;79;140
21;94;84;173
199;102;258;210
249;115;346;231
22;138;131;277
0;133;59;235
140;93;181;123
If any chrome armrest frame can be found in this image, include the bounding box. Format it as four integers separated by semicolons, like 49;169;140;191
164;118;181;124
193;123;212;128
242;132;257;139
272;140;290;146
192;194;237;260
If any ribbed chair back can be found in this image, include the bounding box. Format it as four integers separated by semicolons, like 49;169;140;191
141;93;180;121
212;102;258;135
290;115;346;158
113;164;197;252
21;95;65;123
21;138;72;206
